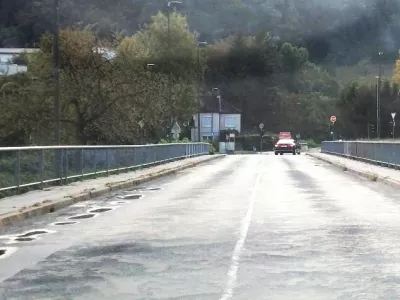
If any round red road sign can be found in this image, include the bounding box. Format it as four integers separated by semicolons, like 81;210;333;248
330;115;336;123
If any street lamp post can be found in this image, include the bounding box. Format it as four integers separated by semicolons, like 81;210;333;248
377;51;383;139
376;75;380;139
196;41;207;142
166;1;182;126
212;88;221;141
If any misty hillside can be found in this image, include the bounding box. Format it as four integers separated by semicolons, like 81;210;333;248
0;0;399;66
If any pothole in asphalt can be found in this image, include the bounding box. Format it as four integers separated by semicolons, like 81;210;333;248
14;237;35;242
18;230;52;238
118;194;143;200
0;249;5;256
52;221;78;226
68;213;97;220
88;207;114;213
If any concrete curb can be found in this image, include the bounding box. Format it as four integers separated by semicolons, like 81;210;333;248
307;152;400;189
0;155;225;228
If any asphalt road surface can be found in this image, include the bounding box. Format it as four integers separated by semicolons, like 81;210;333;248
1;154;400;300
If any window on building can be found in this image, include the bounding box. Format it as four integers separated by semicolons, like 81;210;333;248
201;116;212;128
225;116;236;128
202;136;212;142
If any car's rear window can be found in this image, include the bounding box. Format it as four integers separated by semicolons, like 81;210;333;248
277;139;294;144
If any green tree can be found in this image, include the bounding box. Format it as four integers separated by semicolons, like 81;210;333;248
279;42;309;92
129;11;201;126
0;73;52;145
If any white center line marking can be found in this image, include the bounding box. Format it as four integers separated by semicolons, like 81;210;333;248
220;171;262;300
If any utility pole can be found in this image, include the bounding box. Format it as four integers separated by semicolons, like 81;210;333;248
167;4;172;125
53;0;60;145
376;75;380;139
53;0;61;181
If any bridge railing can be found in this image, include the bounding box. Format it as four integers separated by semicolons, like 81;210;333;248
0;143;210;195
321;141;400;166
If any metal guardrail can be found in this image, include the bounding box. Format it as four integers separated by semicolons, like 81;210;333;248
0;143;210;194
321;141;400;166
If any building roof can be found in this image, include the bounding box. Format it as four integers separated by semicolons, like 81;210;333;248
199;95;241;114
0;48;39;54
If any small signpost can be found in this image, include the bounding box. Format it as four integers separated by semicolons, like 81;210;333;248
296;134;300;139
391;112;397;139
138;120;144;129
259;123;264;153
329;116;336;140
171;122;181;141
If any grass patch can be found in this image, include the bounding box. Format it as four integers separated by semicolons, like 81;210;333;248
368;173;378;182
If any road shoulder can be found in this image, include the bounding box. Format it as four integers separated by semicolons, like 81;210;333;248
0;155;225;228
307;152;400;188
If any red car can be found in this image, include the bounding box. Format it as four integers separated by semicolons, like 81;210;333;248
274;138;301;155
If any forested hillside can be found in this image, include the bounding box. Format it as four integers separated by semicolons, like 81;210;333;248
0;0;400;146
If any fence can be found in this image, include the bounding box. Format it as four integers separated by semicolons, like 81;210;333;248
321;141;400;166
0;143;210;195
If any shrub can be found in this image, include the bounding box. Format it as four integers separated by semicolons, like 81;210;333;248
209;143;216;154
306;139;318;148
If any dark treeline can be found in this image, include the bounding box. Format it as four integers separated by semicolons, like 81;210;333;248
1;0;400;65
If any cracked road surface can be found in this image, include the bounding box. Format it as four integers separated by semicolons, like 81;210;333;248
1;154;400;299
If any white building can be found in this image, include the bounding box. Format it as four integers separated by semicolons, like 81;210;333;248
191;94;241;142
0;48;39;75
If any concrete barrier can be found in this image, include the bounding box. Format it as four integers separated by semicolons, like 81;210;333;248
321;141;400;167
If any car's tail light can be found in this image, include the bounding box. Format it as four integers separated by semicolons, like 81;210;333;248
274;144;278;147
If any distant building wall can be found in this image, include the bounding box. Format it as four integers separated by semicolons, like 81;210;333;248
0;64;28;75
